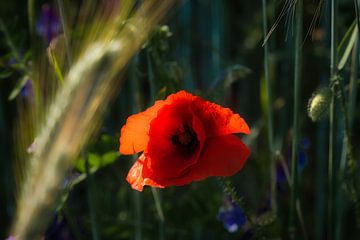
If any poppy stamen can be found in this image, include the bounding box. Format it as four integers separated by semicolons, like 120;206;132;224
171;125;198;149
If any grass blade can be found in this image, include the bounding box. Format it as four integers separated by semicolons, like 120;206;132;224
289;0;303;239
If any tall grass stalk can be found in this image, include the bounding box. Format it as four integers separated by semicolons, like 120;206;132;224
328;0;338;238
261;0;276;213
289;0;303;239
11;1;175;238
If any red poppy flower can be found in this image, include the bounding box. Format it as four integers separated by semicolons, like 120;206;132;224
119;90;250;191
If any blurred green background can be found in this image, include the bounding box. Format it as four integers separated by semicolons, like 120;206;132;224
1;0;359;239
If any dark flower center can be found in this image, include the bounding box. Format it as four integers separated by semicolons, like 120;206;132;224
171;125;199;154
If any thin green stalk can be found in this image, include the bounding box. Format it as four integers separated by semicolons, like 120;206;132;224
133;172;142;240
351;2;360;129
336;37;359;230
146;50;156;102
289;1;303;239
28;0;35;35
151;188;165;240
129;56;142;240
84;153;101;240
62;206;83;240
346;37;359;227
56;0;73;65
315;121;327;240
349;37;358;131
355;0;360;35
210;0;222;80
328;0;338;239
262;0;276;213
147;52;167;240
277;153;308;240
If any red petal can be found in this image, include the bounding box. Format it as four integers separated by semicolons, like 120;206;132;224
119;100;166;154
192;135;250;177
158;135;250;186
193;98;250;137
145;102;206;181
126;154;164;191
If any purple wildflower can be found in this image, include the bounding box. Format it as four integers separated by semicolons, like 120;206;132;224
218;196;247;233
36;4;61;43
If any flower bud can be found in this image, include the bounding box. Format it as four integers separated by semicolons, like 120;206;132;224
307;87;332;122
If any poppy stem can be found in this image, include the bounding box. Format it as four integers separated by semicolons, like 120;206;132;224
84;152;101;240
129;56;143;240
145;50;167;237
261;0;276;213
289;0;303;239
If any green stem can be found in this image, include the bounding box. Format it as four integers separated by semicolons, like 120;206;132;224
355;0;360;35
129;56;143;240
146;50;167;239
62;206;83;240
328;0;338;239
56;0;72;65
261;0;276;213
28;0;35;36
289;0;303;239
337;37;359;228
347;36;359;228
84;152;101;240
349;35;359;129
133;180;142;240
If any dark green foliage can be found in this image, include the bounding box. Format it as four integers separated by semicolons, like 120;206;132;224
1;0;360;239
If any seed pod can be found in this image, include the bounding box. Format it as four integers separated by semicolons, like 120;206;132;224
307;87;332;122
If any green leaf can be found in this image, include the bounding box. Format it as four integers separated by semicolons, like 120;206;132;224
47;47;64;85
102;151;120;166
88;153;102;169
8;75;30;100
0;70;13;79
74;157;85;173
337;20;356;53
338;26;358;70
74;151;119;174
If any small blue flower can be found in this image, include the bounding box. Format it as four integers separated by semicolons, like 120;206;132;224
218;196;247;233
36;4;61;43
